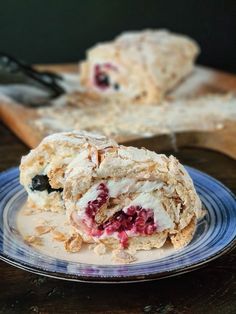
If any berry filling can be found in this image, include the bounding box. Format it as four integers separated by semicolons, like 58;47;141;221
93;63;118;90
85;183;109;219
101;206;156;247
84;183;157;248
31;175;63;194
94;69;110;89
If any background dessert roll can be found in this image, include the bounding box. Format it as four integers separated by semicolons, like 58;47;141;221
80;29;200;105
64;145;203;251
20;131;117;212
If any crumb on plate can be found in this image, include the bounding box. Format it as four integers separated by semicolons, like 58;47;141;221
35;225;53;236
52;230;67;242
94;243;106;256
24;235;43;246
112;249;137;264
64;234;83;253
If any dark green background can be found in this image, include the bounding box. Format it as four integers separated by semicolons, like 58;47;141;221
0;0;236;72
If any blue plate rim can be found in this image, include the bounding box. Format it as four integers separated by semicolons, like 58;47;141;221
0;166;235;283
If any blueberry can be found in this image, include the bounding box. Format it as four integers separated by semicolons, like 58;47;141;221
31;175;50;191
31;175;63;193
113;83;120;90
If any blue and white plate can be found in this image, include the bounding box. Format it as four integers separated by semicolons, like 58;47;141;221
0;167;235;283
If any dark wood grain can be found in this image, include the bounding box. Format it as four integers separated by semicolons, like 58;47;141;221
0;122;236;314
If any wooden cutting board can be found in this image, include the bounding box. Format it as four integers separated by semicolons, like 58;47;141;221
0;64;236;159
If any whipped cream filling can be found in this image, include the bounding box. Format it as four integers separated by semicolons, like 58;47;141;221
107;178;164;195
27;188;62;207
76;185;100;215
76;178;165;217
28;189;49;207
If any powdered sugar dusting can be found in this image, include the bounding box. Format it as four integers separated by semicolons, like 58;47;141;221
35;93;236;141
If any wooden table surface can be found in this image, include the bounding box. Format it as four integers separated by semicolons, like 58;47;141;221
0;122;236;314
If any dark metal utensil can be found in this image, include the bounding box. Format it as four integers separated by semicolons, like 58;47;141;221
0;53;66;107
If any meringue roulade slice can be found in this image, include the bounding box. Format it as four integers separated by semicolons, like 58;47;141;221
20;131;117;212
64;145;203;251
80;29;199;105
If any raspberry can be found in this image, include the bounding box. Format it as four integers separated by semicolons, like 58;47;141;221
145;224;156;235
90;229;103;237
101;205;157;243
94;63;118;90
94;65;110;89
118;231;129;248
85;183;109;219
126;206;136;216
85;187;157;247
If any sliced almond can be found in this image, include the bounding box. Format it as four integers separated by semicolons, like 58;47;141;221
98;152;105;164
94;243;106;256
148;164;157;172
109;197;121;205
94;203;108;224
64;234;83;253
24;235;43;246
90;148;99;165
35;225;52;236
52;230;67;242
112;249;137;264
75;193;82;201
88;243;96;251
48;166;65;189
